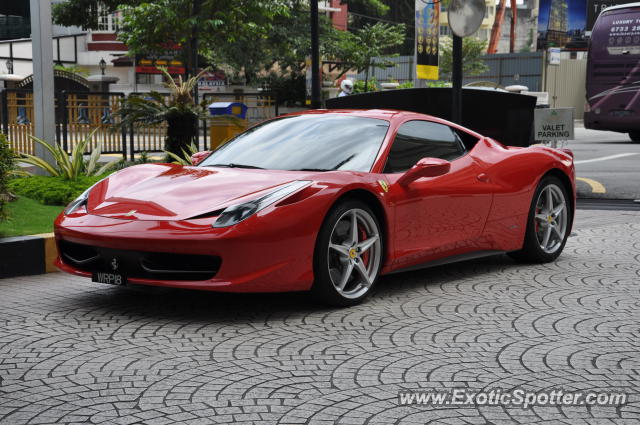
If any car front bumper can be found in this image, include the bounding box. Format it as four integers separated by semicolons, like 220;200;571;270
54;206;322;293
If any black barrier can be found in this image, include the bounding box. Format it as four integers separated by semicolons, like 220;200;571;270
325;88;537;147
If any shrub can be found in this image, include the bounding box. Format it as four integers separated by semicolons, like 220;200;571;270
19;129;119;180
0;133;22;220
398;81;414;89
7;175;106;206
164;142;198;165
113;151;157;170
115;68;208;158
353;78;378;93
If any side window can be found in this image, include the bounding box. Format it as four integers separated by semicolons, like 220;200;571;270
384;121;466;173
455;129;480;151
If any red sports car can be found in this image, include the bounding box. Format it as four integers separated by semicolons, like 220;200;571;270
55;109;575;306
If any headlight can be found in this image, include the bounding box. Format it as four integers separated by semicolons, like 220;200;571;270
64;178;106;215
213;180;312;228
64;189;90;215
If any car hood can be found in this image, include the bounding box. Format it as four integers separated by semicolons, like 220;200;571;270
87;163;318;221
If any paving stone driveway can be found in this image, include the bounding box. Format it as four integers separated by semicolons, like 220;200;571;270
1;210;639;425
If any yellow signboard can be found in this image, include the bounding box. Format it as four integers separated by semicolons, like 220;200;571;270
415;0;440;80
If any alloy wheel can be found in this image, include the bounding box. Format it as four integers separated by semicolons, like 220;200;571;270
534;184;568;254
327;208;382;299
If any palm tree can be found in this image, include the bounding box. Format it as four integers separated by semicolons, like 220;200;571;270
116;67;207;157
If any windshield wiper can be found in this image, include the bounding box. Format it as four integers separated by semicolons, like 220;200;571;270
207;163;265;169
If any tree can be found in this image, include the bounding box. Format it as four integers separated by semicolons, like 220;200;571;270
53;0;140;29
117;1;287;57
340;0;389;15
345;0;415;55
210;1;336;85
438;36;489;80
54;0;288;79
325;22;405;91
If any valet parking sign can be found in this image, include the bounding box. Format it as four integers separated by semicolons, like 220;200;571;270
534;108;575;145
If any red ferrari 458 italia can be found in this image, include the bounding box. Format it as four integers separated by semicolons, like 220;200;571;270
55;109;575;306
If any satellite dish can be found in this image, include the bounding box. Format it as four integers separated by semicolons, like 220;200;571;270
448;0;486;38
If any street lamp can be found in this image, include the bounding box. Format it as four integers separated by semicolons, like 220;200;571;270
5;59;13;74
99;58;106;75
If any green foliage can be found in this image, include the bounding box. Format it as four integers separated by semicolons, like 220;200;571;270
54;0;400;85
54;64;90;77
0;133;18;220
398;81;414;89
8;175;106;206
347;0;390;15
116;68;208;156
53;0;139;29
209;1;318;84
325;22;405;90
346;0;414;55
18;129;119;180
113;151;157;170
164;142;198;165
0;197;64;237
439;36;489;80
426;80;451;88
353;78;379;93
117;0;288;59
258;72;306;107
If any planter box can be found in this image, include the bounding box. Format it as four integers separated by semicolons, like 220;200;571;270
0;233;58;278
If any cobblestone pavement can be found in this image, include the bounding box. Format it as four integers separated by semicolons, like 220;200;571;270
1;210;639;425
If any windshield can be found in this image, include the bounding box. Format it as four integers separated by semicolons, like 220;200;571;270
199;114;390;172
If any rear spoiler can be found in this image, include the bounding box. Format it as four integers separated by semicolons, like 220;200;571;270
325;88;537;147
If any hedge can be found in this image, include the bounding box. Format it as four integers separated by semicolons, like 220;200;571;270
8;175;106;206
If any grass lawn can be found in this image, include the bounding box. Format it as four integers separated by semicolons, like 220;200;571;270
0;197;63;238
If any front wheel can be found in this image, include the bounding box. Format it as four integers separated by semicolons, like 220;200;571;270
629;131;640;143
312;200;383;307
508;176;572;263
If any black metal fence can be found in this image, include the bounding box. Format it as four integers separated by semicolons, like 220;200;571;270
0;89;277;160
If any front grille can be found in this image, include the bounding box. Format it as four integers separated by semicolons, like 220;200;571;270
59;240;221;281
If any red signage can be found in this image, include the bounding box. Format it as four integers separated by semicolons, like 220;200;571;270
135;66;185;75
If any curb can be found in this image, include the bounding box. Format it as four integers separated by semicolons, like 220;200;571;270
0;232;58;278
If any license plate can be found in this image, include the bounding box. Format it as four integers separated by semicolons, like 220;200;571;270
92;272;126;286
610;110;633;117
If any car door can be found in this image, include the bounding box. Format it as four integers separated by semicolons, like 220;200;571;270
383;120;494;269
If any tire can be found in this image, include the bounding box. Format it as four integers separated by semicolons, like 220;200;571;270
629;131;640;143
312;200;383;307
508;175;572;263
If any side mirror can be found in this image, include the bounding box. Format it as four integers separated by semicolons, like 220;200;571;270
397;157;451;186
190;151;211;166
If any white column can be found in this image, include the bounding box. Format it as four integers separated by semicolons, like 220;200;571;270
30;0;56;170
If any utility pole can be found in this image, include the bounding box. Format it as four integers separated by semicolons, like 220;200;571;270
310;0;321;109
451;35;463;124
30;0;56;171
190;0;201;99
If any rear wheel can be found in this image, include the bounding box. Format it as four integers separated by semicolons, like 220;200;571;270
508;176;571;263
312;200;382;307
629;131;640;143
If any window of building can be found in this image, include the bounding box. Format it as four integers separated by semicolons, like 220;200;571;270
94;8;120;32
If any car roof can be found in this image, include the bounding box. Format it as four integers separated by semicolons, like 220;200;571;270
287;108;451;122
284;109;484;138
